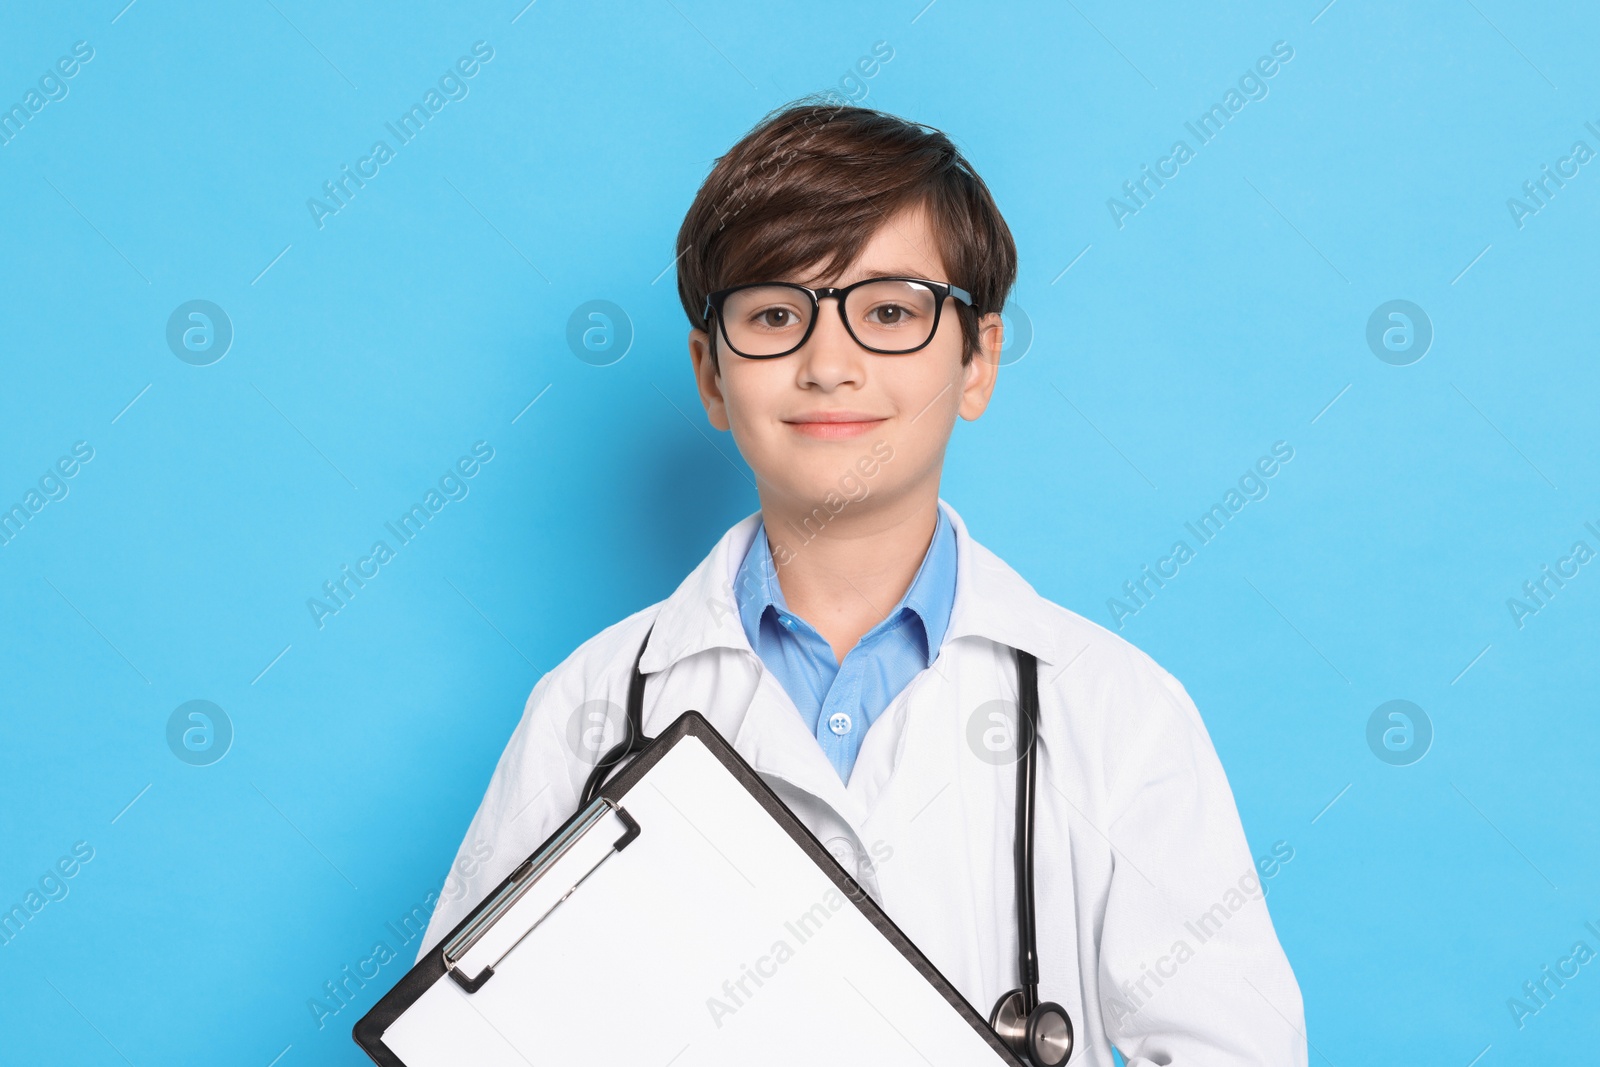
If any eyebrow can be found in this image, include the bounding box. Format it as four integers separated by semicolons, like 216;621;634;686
796;267;932;286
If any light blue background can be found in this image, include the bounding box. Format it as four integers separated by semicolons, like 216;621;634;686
2;1;1596;1064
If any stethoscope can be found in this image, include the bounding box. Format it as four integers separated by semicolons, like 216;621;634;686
580;620;1075;1067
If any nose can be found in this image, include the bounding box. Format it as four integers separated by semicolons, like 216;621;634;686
795;295;867;388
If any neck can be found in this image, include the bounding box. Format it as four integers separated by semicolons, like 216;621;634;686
757;482;941;663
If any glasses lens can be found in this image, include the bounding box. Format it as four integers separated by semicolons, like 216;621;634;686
844;280;939;353
721;285;814;357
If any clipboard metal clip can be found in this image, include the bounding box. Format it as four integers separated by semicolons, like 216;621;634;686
441;797;641;994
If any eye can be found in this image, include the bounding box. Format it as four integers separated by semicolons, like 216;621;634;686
864;302;919;326
751;306;801;330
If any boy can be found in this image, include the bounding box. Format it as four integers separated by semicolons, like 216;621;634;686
417;100;1306;1065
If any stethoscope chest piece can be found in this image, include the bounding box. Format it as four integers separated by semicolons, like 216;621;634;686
990;988;1074;1067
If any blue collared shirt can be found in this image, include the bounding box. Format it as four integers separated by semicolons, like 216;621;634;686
732;505;958;782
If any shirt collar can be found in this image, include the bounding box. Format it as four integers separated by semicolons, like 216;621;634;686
907;504;957;657
731;504;958;663
730;529;785;654
638;498;1067;675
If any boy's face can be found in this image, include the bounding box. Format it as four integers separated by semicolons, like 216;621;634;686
689;203;1003;517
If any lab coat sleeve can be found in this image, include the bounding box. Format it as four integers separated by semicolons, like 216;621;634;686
1096;656;1307;1066
412;667;585;963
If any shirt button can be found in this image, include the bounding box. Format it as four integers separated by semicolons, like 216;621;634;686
828;712;852;736
781;616;795;630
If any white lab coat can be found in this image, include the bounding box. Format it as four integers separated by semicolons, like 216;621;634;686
416;498;1307;1066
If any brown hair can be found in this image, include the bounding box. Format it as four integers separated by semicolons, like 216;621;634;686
675;97;1017;369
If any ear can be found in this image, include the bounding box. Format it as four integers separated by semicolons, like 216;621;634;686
957;311;1003;421
689;326;731;431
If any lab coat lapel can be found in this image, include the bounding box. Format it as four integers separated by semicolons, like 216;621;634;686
842;654;943;813
735;662;865;828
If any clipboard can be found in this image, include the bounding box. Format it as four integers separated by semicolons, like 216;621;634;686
354;711;1025;1066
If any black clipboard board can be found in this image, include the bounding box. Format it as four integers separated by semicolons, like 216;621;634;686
355;711;1025;1066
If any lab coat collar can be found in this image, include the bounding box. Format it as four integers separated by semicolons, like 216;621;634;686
637;497;1068;676
936;500;1067;666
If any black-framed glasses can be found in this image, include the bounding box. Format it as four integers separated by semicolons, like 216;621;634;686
702;276;974;359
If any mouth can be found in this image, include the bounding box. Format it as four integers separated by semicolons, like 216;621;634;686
783;412;888;439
